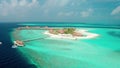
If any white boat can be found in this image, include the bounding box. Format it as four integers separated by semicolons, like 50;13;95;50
0;42;2;45
12;45;18;48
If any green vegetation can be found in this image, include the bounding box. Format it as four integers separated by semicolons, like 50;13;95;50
53;29;59;34
64;28;76;34
50;28;76;35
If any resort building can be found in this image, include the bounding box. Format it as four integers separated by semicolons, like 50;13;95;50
72;32;83;37
57;29;65;34
14;40;24;46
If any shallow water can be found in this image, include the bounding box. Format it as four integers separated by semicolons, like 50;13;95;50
11;27;120;68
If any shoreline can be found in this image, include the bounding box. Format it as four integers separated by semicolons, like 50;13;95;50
44;29;99;39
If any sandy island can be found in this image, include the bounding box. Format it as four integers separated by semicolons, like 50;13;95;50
44;29;99;39
12;27;99;47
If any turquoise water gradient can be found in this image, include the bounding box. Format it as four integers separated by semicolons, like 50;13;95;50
11;26;120;68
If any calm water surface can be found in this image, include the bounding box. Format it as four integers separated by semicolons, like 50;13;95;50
0;23;120;68
12;23;120;68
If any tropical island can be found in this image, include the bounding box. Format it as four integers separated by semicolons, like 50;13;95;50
45;28;99;39
12;26;99;47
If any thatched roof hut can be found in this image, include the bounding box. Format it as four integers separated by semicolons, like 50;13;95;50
72;32;83;37
15;40;24;46
57;29;65;34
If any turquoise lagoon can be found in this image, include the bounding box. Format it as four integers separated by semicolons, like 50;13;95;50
11;23;120;68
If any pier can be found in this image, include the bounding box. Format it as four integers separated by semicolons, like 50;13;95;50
23;37;47;42
13;37;47;46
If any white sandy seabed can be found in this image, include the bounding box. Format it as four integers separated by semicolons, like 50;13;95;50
44;29;99;39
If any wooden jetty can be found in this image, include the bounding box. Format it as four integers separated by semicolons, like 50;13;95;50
13;37;47;46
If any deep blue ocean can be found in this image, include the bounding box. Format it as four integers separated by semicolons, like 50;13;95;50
0;23;38;68
0;22;120;68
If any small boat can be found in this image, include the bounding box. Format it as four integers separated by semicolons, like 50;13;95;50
12;45;18;48
0;42;2;45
